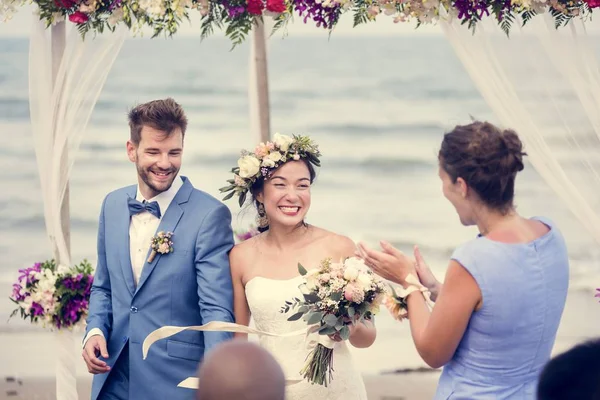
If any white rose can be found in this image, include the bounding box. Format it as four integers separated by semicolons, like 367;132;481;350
262;158;276;168
356;273;373;289
267;151;283;163
56;264;70;275
237;156;261;178
343;266;359;281
344;257;368;272
272;133;294;152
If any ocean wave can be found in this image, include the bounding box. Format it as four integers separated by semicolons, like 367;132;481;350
0;97;28;120
325;157;434;172
308;123;445;136
0;215;97;231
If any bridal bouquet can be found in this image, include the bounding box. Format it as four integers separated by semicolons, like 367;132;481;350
9;259;94;330
281;257;386;386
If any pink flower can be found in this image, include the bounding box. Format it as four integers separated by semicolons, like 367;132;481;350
158;242;171;254
254;143;269;158
344;283;365;303
585;0;600;8
247;0;264;15
595;288;600;301
69;11;89;24
266;0;286;13
54;0;77;8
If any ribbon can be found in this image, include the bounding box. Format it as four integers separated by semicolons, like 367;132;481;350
391;273;435;308
142;321;336;388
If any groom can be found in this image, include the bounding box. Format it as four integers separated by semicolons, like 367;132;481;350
82;98;235;400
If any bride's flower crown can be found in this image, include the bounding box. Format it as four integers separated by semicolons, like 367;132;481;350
220;133;321;206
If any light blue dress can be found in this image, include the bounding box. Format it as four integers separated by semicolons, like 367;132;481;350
434;217;569;400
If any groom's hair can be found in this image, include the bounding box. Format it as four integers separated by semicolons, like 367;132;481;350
128;98;188;145
537;338;600;400
196;340;285;400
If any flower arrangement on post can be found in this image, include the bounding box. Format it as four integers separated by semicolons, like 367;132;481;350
0;0;595;46
280;257;386;386
9;259;94;330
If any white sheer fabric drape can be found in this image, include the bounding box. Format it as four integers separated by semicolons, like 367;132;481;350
440;13;600;244
28;15;126;400
29;18;126;266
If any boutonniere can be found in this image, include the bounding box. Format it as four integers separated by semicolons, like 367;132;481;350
147;231;174;263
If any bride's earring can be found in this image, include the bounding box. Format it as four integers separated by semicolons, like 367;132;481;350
256;203;269;228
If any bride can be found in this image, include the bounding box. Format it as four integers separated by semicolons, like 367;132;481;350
224;133;375;399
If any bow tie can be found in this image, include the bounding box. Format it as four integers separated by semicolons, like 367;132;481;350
128;197;161;219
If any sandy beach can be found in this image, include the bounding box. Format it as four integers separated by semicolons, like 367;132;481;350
1;288;597;400
0;372;443;400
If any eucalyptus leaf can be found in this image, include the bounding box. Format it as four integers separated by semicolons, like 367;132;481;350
307;311;324;325
318;325;337;335
339;325;351;341
324;314;338;327
298;263;308;275
287;312;304;322
303;293;320;303
330;292;342;302
238;191;247;207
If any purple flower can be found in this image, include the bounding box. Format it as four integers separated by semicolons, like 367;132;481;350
595;288;600;301
221;0;247;18
293;0;340;29
16;262;43;287
235;227;260;242
30;302;44;317
10;283;27;302
453;0;490;22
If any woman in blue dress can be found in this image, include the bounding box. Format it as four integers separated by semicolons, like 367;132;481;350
360;121;570;399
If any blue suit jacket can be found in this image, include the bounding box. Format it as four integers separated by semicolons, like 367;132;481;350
86;177;235;400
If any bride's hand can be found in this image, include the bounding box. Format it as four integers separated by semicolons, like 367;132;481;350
412;245;441;301
356;241;416;286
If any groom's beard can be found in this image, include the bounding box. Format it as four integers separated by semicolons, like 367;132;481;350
137;163;179;197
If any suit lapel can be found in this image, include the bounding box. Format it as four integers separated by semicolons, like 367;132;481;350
119;188;137;296
135;178;193;294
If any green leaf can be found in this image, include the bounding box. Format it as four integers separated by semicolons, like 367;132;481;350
324;314;338;327
219;185;235;192
339;325;351;340
238;191;247;207
347;306;355;318
318;325;337;335
303;293;320;303
222;191;235;201
307;311;324;325
287;312;304;321
335;316;345;329
330;291;342;302
298;263;308;275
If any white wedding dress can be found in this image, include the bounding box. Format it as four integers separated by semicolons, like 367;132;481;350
245;275;368;400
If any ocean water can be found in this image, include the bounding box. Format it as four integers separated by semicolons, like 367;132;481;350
0;36;598;374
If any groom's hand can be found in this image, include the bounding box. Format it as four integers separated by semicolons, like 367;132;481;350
82;336;111;374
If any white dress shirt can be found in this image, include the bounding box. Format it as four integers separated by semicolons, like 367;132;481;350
83;177;184;348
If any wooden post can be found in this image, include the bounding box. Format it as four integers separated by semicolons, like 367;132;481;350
252;19;271;142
